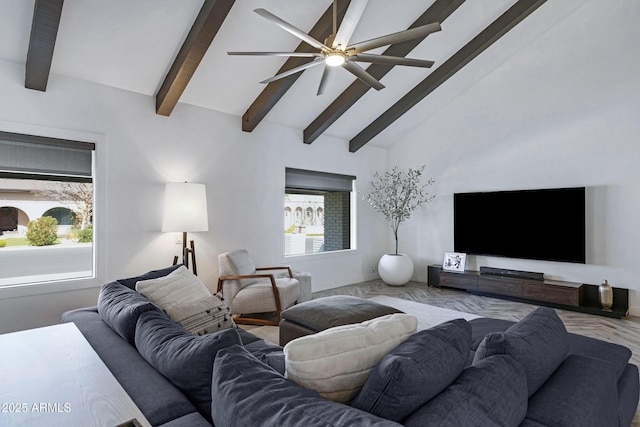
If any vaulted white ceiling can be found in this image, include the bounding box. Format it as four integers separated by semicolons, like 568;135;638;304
0;0;618;150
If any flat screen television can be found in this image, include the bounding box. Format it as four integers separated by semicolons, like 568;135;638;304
453;187;586;264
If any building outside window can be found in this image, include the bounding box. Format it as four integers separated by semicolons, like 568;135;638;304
0;131;95;287
284;168;355;257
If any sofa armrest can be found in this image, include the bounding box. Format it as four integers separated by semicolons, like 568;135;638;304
526;354;618;427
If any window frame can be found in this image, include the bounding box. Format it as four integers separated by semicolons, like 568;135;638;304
284;168;357;258
0;121;105;299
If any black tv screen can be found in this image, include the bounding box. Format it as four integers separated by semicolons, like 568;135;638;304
454;187;586;264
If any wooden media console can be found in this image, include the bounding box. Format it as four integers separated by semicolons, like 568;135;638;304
428;265;629;318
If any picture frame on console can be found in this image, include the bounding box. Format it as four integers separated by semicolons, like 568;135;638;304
443;252;466;272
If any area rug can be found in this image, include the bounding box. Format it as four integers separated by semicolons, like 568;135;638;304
367;296;481;331
239;324;279;345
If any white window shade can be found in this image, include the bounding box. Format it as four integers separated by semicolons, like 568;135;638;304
162;182;209;232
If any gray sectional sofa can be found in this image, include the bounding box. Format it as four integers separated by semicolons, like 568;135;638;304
61;266;639;426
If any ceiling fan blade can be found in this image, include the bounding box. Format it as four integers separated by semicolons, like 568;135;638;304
342;61;385;90
351;53;435;68
260;57;324;84
347;22;441;54
228;51;321;57
254;9;330;51
317;65;333;96
332;0;368;49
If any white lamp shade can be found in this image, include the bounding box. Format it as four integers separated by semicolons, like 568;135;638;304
162;182;209;232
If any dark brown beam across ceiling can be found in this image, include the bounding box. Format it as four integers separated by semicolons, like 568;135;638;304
349;0;547;153
156;0;235;116
25;0;64;91
303;0;465;145
241;1;351;133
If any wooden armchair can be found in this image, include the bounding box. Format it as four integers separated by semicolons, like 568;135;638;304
217;249;300;326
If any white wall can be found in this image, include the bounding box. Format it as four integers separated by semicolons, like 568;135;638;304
0;59;388;333
387;0;640;313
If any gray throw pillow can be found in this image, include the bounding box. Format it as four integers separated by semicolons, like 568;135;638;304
350;319;471;422
135;310;242;423
404;354;528;427
97;280;159;343
473;307;569;396
211;345;401;427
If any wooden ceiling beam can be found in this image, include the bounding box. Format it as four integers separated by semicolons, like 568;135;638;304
349;0;547;152
156;0;235;116
303;0;465;145
25;0;64;91
241;1;351;133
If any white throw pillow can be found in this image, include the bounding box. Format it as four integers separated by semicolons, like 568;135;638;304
283;313;417;403
165;293;235;336
135;265;211;309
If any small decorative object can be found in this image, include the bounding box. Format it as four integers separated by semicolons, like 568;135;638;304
598;279;613;311
443;252;466;272
362;165;435;286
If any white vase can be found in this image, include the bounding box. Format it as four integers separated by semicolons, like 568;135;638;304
378;253;414;286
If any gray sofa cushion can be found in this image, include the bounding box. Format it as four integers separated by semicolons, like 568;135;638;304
351;319;471;422
525;354;618;427
244;338;286;375
135;310;242;423
157;412;213;427
473;307;568;397
61;307;201;426
470;316;633;379
97;280;159;343
567;333;632;378
468;317;513;349
211;344;403;427
404;354;528;427
617;364;640;427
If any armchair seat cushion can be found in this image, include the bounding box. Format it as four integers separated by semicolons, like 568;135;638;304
230;278;299;315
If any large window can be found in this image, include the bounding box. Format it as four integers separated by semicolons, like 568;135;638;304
0;131;95;287
284;168;355;256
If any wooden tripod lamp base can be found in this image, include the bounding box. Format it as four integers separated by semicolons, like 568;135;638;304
172;232;198;276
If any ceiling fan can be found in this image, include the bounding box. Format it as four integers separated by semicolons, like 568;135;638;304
228;0;441;95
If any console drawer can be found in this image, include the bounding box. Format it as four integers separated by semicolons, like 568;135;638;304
440;272;477;290
478;276;523;297
523;282;583;306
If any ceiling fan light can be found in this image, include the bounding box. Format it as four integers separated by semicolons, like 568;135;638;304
325;52;346;67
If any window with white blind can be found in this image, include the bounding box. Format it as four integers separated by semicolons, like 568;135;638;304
0;131;95;287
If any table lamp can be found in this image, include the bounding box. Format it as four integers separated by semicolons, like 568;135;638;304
162;182;208;275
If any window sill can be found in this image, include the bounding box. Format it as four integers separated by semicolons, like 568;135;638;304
284;248;358;263
0;276;101;300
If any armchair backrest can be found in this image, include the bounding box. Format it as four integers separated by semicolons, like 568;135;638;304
218;249;258;301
